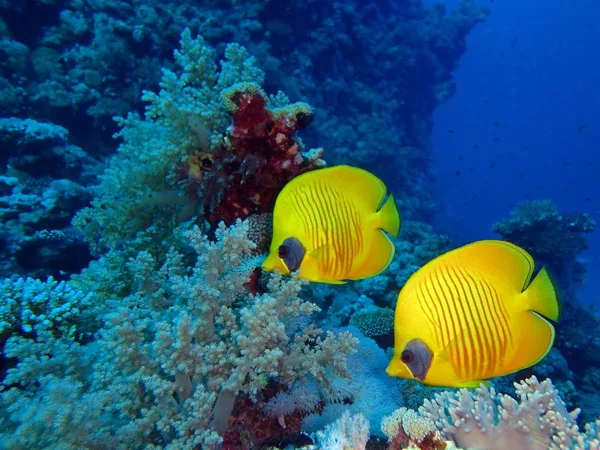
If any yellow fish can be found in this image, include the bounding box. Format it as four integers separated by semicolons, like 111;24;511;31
262;165;400;284
386;240;560;387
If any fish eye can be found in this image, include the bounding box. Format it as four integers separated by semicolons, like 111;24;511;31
201;158;213;169
401;350;414;364
278;245;290;258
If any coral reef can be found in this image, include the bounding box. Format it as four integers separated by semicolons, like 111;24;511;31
381;407;445;450
301;329;403;437
1;0;489;223
349;306;394;339
0;276;94;342
202;81;323;225
0;30;358;449
73;29;322;267
312;411;370;450
0;220;358;448
0;118;97;279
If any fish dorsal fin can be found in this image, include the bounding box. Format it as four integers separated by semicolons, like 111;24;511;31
437;327;469;367
321;165;400;238
443;240;535;292
320;165;388;209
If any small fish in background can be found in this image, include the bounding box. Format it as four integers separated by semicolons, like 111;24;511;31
386;240;560;387
578;124;588;132
262;165;400;284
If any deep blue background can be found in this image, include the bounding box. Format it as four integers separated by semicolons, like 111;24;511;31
428;0;600;302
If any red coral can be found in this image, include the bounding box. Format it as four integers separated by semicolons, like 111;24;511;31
387;429;447;450
229;90;269;136
222;395;306;450
180;83;324;227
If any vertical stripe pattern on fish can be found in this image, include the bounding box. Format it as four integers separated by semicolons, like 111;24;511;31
262;165;400;284
386;240;560;387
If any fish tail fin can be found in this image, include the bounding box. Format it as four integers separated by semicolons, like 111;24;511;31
525;267;561;322
376;193;401;237
501;267;560;376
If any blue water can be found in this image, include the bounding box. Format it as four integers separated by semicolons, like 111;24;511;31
431;0;600;302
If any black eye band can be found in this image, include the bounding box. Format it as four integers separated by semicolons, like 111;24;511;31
401;339;433;381
278;237;305;272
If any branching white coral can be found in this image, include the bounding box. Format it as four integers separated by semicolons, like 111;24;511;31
1;220;358;449
0;276;94;337
421;376;600;450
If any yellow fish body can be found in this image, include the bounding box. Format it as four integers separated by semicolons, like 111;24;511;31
262;165;400;284
386;240;560;387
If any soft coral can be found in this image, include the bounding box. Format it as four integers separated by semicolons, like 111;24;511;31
181;82;324;227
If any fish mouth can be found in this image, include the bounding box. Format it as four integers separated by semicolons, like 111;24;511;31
403;339;433;381
278;237;305;272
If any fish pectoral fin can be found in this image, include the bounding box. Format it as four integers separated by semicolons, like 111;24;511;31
308;244;332;262
438;328;469;362
297;247;347;284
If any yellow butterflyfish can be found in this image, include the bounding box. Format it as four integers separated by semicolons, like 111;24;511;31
386;240;560;388
262;165;400;284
